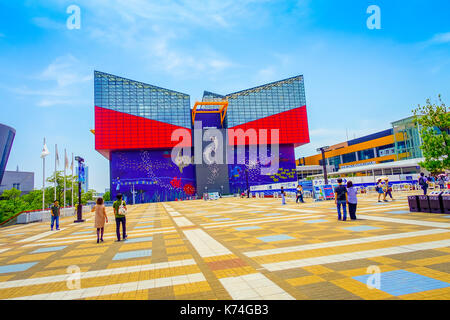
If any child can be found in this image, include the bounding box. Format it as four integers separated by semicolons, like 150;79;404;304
376;179;384;202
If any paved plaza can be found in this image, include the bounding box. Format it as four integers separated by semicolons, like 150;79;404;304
0;192;449;300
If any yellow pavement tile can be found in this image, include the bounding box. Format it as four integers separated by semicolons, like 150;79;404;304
166;246;188;254
287;275;326;286
63;247;108;257
302;265;334;275
368;256;399;265
30;266;91;278
10;252;55;263
331;278;393;300
119;243;152;251
408;255;450;267
45;256;99;268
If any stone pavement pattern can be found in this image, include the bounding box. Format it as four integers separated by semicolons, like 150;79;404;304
0;191;449;300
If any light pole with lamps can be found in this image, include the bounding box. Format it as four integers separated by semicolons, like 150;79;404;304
316;146;330;185
74;156;85;223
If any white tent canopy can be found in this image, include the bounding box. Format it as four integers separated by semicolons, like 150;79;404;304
336;158;424;175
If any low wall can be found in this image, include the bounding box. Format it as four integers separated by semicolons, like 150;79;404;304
15;205;93;225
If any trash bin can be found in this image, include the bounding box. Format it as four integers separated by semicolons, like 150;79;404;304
418;195;431;213
408;195;420;212
428;192;444;214
442;191;450;214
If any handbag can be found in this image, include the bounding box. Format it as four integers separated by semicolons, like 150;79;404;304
118;201;127;215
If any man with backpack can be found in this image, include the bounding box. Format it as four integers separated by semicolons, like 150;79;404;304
419;172;429;195
113;193;128;241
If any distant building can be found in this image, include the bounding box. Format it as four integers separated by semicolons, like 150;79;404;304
0;123;15;186
0;170;34;194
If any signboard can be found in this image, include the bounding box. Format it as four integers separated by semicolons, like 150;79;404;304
323;184;335;200
340;162;376;169
208;192;220;200
250;181;298;192
313;186;325;201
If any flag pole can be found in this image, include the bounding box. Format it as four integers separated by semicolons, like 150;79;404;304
71;153;74;207
42;138;46;211
54;144;57;201
64;148;67;208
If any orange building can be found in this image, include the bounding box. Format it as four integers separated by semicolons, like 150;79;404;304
297;129;407;172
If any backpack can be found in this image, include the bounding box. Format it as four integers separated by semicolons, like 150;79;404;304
419;177;425;186
118;201;127;215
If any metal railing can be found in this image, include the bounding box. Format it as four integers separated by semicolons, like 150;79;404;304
16;205;93;224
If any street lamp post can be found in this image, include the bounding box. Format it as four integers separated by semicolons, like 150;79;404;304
245;168;249;198
317;146;330;185
74;156;85;223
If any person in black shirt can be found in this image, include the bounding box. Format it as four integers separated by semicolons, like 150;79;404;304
334;179;348;221
50;200;60;230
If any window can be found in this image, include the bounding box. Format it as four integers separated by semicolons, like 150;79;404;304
342;152;357;163
12;183;20;190
357;148;375;160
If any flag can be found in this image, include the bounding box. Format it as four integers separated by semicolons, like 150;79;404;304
70;154;74;171
40;142;50;158
65;150;69;170
55;145;60;167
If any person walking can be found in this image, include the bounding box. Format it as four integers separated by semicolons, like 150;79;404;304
438;175;445;190
296;185;305;203
113;193;127;241
376;179;384;202
419;173;429;195
346;181;357;220
280;186;286;205
50;200;60;231
92;197;108;243
334;178;348;221
383;179;395;201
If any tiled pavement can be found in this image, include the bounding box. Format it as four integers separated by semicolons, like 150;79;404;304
0;191;449;300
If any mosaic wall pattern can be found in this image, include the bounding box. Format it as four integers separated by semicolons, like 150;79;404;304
110;149;196;203
228;144;297;194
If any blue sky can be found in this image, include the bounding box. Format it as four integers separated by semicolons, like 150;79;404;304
0;0;449;192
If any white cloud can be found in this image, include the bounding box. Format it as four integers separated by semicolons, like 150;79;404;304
38;55;92;87
56;0;276;77
429;32;450;44
32;17;65;30
11;55;92;108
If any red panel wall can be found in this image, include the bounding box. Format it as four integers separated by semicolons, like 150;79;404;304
95;106;192;159
228;105;310;147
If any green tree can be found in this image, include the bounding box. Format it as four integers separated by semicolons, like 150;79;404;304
413;95;450;173
2;188;22;212
103;191;111;201
81;189;95;204
46;171;79;206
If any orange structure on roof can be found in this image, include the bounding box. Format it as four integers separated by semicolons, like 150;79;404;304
191;101;228;126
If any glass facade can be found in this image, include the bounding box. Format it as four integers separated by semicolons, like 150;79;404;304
0;124;15;186
357;148;375;161
392;116;423;160
94;71;191;129
225;75;306;127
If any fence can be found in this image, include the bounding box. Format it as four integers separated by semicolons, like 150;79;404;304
16;205;93;224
